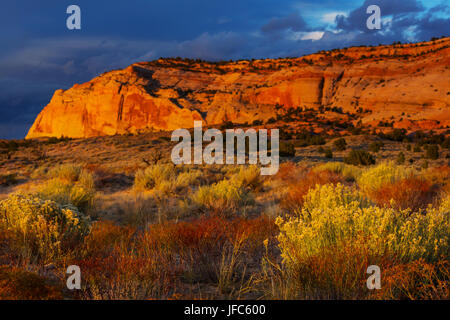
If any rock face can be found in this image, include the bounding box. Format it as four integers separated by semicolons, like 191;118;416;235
26;38;450;139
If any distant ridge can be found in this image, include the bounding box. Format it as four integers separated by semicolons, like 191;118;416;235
26;37;450;139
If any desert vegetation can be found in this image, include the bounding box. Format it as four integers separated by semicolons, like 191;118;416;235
0;137;448;300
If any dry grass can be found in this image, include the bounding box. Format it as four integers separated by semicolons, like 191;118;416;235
0;153;448;300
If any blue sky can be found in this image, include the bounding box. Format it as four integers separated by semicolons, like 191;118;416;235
0;0;448;139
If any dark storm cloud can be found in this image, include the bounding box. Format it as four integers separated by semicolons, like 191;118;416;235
336;0;424;32
261;12;308;33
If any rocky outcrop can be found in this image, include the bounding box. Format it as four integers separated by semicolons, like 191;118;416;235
26;38;450;139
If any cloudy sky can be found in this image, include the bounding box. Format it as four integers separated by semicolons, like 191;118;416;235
0;0;448;139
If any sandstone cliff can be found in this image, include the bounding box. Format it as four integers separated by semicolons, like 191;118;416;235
26;38;450;139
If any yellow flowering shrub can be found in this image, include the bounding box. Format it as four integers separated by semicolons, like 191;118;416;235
0;194;90;263
301;183;371;215
357;161;415;194
312;162;362;181
277;184;449;270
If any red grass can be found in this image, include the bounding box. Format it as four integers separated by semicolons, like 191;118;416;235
281;169;345;211
72;216;277;298
369;177;439;211
0;266;63;300
372;259;449;300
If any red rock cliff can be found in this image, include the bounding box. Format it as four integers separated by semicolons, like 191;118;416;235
26;38;450;138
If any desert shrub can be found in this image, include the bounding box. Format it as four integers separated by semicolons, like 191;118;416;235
0;194;90;263
272;162;301;181
81;221;136;257
279;141;296;157
281;170;345;212
175;169;202;189
396;151;405;164
274;183;449;298
0;266;63;300
312;162;362;181
293;131;326;147
37;175;96;212
134;163;204;194
425;144;439;160
344;149;375;166
76;216;276;299
414;144;422;152
301;183;370;214
47;164;82;182
74;220;181;299
333;138;347;151
0;173;17;186
231;165;262;192
145;216;277;285
191;178;253;214
279;184;449;262
368;177;438;211
372;259;449;300
369;141;384;153
379;128;407;142
357;161;415;195
134;163;176;191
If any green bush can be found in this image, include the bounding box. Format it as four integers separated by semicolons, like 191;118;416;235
324;148;333;159
344;150;375;166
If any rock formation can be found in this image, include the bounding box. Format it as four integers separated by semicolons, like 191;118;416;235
26;38;450;139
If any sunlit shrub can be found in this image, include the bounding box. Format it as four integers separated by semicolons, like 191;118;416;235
47;164;82;182
281;169;345;212
276;183;449;298
272;183;449;298
175;169;202;189
301;183;370;214
191;178;253;214
36;174;96;212
231;165;262;192
0;194;90;263
357;161;415;194
134;163;176;191
312;162;362;181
